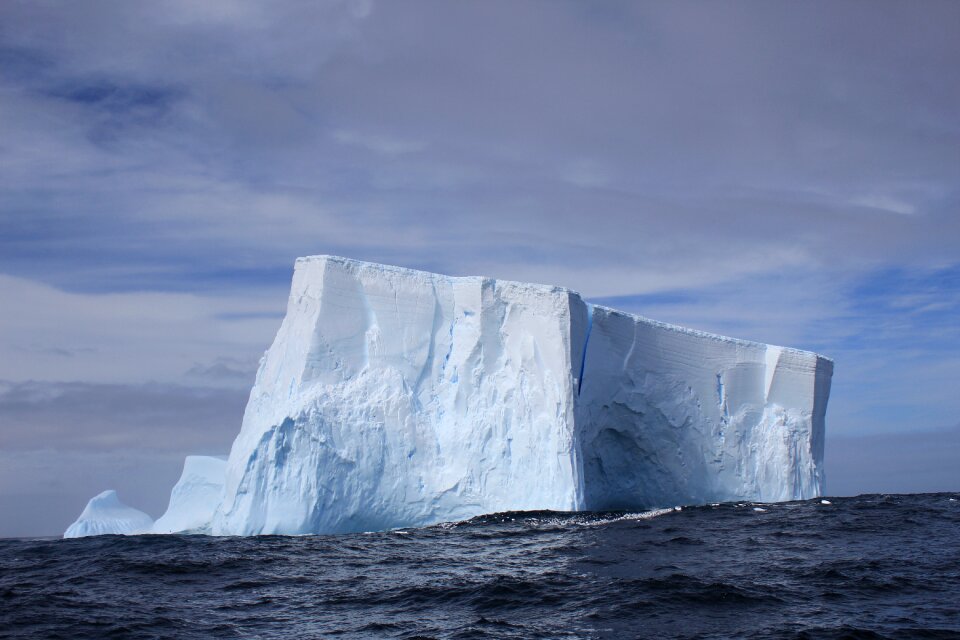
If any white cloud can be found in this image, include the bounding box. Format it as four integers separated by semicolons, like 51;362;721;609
849;194;917;216
560;158;612;188
333;129;426;156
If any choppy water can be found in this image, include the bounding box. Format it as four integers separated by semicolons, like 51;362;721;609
2;493;959;639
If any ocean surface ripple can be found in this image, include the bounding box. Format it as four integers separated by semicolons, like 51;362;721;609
2;493;959;639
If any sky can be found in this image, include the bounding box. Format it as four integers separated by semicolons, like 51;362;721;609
0;0;958;536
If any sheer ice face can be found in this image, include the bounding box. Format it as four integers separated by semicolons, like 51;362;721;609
213;257;583;535
211;256;832;535
576;309;831;508
63;490;154;538
152;456;227;534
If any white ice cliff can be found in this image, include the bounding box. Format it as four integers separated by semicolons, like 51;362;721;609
64;490;154;538
211;256;832;535
64;255;833;538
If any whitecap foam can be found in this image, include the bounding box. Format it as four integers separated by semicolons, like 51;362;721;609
580;508;676;526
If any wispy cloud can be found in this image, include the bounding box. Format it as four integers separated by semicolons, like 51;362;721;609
1;1;957;297
333;129;426;156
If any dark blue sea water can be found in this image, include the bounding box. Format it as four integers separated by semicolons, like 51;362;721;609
2;493;959;639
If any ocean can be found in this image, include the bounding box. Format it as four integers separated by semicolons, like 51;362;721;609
2;493;958;639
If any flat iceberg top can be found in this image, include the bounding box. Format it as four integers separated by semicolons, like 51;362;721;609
595;304;833;366
296;254;580;296
297;255;831;364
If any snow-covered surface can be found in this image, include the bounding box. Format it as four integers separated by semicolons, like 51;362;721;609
63;490;154;538
152;456;226;534
64;255;833;537
209;255;832;535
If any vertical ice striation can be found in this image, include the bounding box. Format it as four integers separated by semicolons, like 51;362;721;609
207;256;833;535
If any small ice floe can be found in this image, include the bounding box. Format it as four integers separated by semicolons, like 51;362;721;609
753;507;767;512
820;499;832;505
674;506;682;511
710;503;720;507
949;498;957;502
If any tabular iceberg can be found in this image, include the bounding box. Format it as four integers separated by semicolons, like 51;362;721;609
64;490;154;538
212;256;832;535
65;255;833;538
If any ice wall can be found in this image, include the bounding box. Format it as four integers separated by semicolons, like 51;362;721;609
210;256;832;536
574;308;832;509
214;257;582;535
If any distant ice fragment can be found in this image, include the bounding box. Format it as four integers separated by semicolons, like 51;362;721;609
152;456;226;534
63;490;153;538
821;499;832;505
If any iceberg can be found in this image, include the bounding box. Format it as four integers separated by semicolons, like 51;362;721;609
152;456;227;534
211;256;832;535
64;490;154;538
64;256;833;537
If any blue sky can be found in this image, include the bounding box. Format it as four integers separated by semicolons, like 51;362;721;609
1;1;958;536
